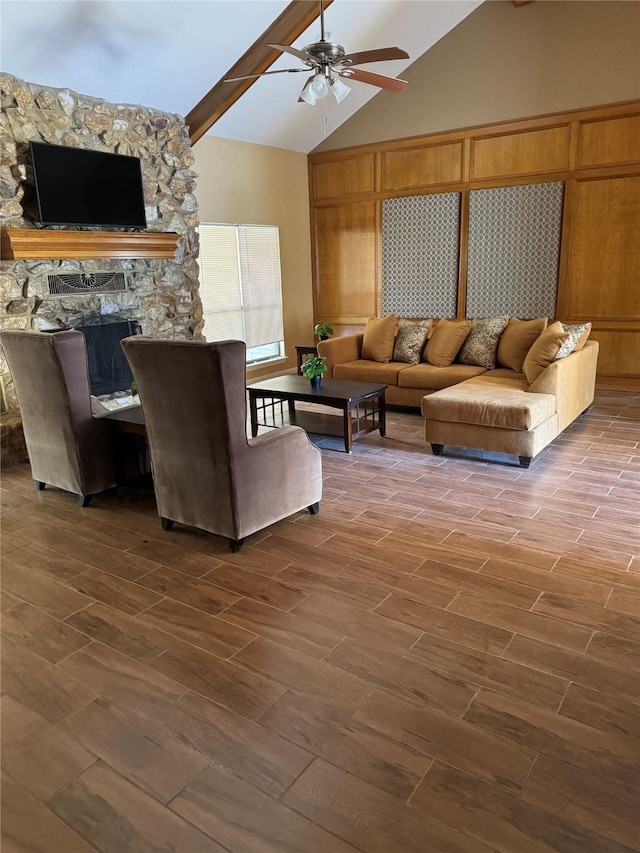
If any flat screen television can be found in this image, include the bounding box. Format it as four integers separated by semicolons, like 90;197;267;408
29;141;147;229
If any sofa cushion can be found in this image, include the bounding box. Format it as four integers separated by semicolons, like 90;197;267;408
424;319;471;367
466;370;529;391
523;321;569;383
497;317;548;372
334;360;406;384
458;317;509;369
398;363;486;390
361;314;398;363
555;322;592;359
422;385;556;431
392;319;432;364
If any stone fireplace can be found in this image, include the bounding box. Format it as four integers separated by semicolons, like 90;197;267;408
0;73;203;463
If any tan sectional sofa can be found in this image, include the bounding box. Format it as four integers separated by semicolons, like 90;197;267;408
317;322;598;467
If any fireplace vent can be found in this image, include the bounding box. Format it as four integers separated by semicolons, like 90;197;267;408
47;272;128;296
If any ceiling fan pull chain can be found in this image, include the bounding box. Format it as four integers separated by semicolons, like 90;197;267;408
323;94;328;137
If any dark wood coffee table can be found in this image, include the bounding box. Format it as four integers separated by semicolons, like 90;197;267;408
247;376;386;453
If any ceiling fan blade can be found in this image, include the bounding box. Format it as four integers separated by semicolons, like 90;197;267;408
341;68;407;92
267;43;312;62
226;68;308;82
339;47;409;66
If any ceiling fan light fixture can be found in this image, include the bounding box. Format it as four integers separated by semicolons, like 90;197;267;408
310;73;329;99
300;81;317;105
330;76;351;103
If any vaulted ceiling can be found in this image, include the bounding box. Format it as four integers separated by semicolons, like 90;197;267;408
1;1;482;153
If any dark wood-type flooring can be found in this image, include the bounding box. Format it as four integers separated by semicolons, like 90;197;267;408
1;390;639;852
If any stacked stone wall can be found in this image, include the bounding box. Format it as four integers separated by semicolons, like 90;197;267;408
0;72;203;414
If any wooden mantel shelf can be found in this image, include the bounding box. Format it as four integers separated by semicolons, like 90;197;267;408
0;229;179;261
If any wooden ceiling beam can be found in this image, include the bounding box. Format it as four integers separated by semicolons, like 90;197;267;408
186;0;334;144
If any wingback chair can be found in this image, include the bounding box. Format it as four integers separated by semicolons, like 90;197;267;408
121;337;323;551
1;329;117;505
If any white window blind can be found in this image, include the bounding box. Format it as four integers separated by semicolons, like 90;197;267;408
198;224;284;360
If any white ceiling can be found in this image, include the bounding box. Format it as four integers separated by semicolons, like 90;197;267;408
1;0;481;153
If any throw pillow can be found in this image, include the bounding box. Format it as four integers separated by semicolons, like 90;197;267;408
458;316;509;370
523;321;569;383
497;317;548;373
392;319;432;364
361;314;398;363
555;322;592;359
424;319;472;367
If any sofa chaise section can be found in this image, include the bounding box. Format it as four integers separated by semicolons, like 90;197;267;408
422;341;599;466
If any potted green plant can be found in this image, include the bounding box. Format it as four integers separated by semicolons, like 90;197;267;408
301;354;327;389
314;321;334;341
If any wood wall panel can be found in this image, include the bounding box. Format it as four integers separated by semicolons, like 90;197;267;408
564;176;640;321
314;203;378;322
470;125;570;180
309;101;640;389
312;154;376;200
382;142;463;191
588;330;640;380
578;116;640;168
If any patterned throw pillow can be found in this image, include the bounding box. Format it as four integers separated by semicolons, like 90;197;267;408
555;322;592;359
392;319;432;364
458;317;509;369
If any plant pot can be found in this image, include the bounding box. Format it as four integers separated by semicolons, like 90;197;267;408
319;334;329;341
310;375;322;390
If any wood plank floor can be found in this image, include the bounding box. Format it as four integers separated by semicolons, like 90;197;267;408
1;390;639;853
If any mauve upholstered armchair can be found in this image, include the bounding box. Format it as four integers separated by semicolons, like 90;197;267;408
1;329;117;505
121;337;323;552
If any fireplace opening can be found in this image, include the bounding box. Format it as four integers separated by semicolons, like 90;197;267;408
74;318;141;396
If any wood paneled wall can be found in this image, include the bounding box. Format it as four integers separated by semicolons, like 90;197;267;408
308;102;640;390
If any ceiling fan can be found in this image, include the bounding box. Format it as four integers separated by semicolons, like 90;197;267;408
226;0;409;105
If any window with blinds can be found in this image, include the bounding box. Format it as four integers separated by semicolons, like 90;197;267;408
197;223;285;365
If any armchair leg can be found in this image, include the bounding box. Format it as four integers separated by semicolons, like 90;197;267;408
34;481;46;491
307;503;320;515
229;538;245;553
161;517;174;531
78;494;93;508
519;456;532;469
431;443;444;456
